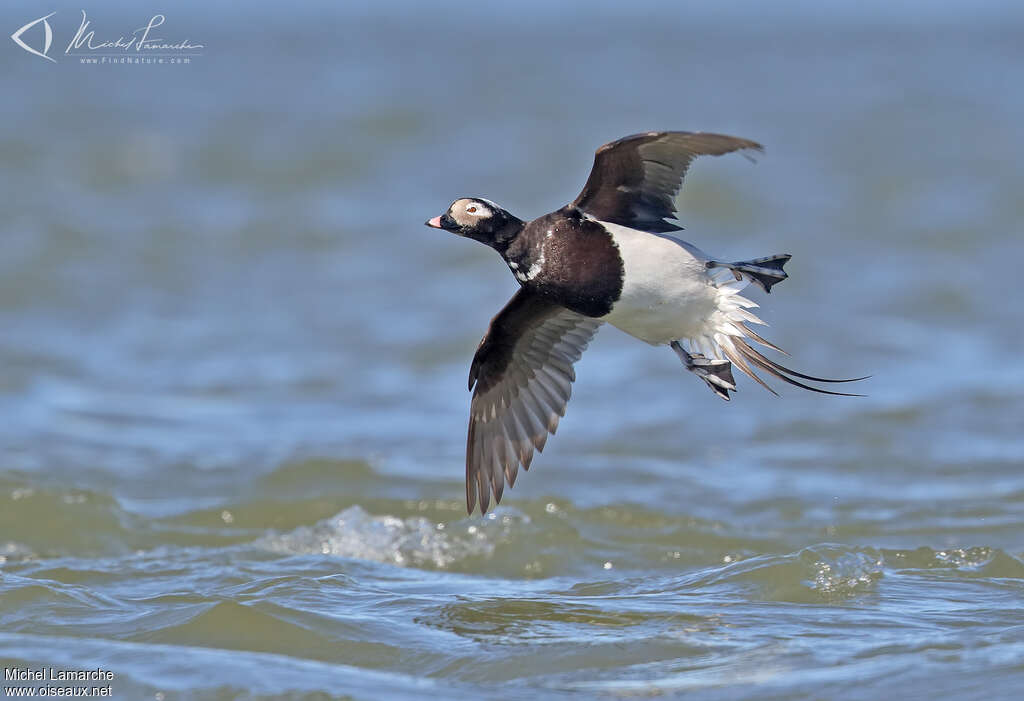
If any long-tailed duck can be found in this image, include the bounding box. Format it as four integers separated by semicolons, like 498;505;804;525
427;131;863;514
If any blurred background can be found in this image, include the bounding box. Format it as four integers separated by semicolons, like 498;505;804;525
1;1;1022;699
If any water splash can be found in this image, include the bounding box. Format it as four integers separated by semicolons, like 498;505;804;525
801;545;884;595
0;542;35;567
257;505;530;569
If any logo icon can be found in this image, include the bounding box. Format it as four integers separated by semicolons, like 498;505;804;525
11;12;57;62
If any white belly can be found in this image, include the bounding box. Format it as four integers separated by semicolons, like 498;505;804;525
598;222;723;345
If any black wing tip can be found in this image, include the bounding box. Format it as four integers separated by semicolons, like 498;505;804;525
466;483;500;516
596;130;764;154
737;142;766;160
683;130;765;155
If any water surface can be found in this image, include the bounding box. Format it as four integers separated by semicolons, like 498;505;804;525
1;1;1023;699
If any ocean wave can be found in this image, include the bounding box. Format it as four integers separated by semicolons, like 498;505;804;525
256;504;531;569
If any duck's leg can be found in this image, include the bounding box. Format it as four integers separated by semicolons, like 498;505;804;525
670;341;736;401
705;254;791;293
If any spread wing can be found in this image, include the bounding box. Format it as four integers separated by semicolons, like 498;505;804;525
571;131;763;232
466;288;602;514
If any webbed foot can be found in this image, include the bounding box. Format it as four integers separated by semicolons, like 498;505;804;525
670;341;736;400
706;254;791;293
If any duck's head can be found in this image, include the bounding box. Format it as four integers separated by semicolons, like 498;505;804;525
426;197;522;249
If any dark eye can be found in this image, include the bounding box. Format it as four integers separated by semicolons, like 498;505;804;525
467;206;477;213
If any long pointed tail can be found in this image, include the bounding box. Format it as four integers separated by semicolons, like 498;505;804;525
719;328;868;397
687;256;867;399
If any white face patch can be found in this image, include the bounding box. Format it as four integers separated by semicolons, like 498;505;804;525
449;198;493;228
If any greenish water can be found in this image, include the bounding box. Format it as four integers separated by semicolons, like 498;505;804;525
2;2;1023;699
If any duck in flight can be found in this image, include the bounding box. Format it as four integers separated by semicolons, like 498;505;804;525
426;131;863;514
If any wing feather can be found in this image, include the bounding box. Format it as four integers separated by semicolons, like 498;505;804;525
465;288;602;514
572;131;763;232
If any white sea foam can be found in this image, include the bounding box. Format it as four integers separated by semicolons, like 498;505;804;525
257;505;529;569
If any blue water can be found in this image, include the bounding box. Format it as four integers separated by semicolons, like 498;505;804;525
1;2;1023;699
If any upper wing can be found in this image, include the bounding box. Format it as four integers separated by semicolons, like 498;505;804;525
466;288;602;514
571;131;763;232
